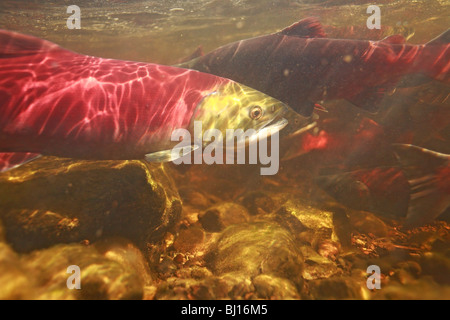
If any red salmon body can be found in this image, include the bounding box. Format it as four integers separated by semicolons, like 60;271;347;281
179;18;449;116
0;30;228;160
0;30;291;172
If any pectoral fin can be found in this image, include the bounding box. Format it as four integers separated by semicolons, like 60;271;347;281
145;145;199;163
0;152;41;172
175;46;204;65
279;17;327;38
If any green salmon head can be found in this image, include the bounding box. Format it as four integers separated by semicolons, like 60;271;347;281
190;82;289;146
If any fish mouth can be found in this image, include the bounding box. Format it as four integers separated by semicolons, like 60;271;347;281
243;116;288;146
285;121;317;138
257;104;290;134
281;109;318;138
258;116;289;135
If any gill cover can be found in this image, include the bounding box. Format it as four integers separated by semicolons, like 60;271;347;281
190;82;288;145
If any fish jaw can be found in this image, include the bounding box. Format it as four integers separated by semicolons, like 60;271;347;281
243;116;288;147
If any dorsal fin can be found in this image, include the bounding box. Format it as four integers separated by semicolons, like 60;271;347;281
380;34;406;44
0;29;61;58
176;46;204;64
279;17;326;38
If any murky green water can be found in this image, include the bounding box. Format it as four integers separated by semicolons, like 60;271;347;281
0;0;449;300
1;0;448;63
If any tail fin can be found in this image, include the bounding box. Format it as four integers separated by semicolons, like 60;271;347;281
0;29;60;58
423;29;450;83
393;144;450;228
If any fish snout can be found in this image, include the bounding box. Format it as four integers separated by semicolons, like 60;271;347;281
282;109;318;138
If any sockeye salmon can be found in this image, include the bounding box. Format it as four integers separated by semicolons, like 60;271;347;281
315;144;450;228
0;29;301;172
178;17;449;116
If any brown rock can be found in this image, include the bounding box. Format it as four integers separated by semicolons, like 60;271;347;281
300;246;341;280
0;242;35;299
241;191;275;215
178;189;211;209
278;199;334;230
348;210;389;237
93;237;153;285
173;226;205;253
198;202;249;232
0;158;181;252
0;238;151;300
308;276;364;299
23;242;145;300
206;221;304;289
252;274;301;299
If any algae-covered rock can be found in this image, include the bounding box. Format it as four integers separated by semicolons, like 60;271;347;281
419;252;450;285
154;274;231;300
0;238;151;300
93;237;154;286
206;221;304;289
278;199;334;231
154;270;302;300
172;226;206;253
347;210;390;237
276;198;341;252
0;157;181;252
307;276;365;300
370;278;450;300
198;202;250;232
24;240;150;300
252;274;301;299
0;242;35;299
300;246;341;280
240;191;276;215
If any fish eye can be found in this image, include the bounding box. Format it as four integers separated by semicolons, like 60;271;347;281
249;105;263;120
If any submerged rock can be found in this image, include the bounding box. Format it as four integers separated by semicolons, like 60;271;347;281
347;210;390;237
154;274;231;300
198;202;249;232
0;157;181;252
300;246;342;280
252;274;301;299
307;276;365;300
24;241;148;300
206;221;304;290
241;191;276;216
276;198;342;252
371;277;450;300
0;238;151;300
93;237;154;286
173;226;206;253
0;242;34;299
278;199;334;231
